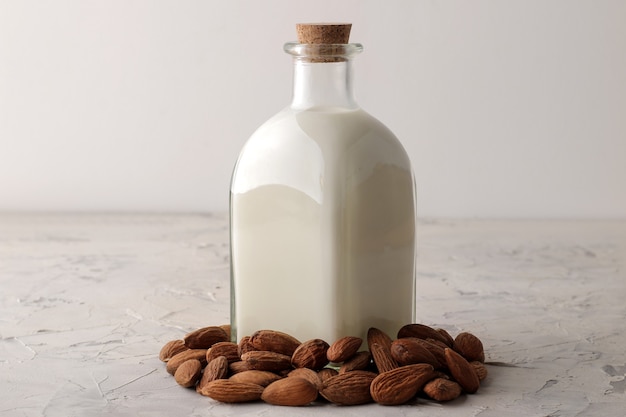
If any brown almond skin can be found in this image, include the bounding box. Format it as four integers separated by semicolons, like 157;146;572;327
261;377;318;406
159;339;188;362
397;323;449;345
203;379;264;403
230;370;282;387
423;338;450;368
444;348;480;394
436;328;455;347
318;367;338;383
166;349;208;375
219;324;231;341
174;359;202;388
370;363;436;405
339;351;371;373
184;326;229;349
327;336;362;363
321;370;377;405
291;339;330;370
206;341;240;364
367;328;397;373
229;360;249;374
426;337;450;350
197;355;229;393
423;377;462;402
367;327;393;350
390;338;441;368
250;330;301;356
238;336;257;356
288;368;323;391
370;342;398;373
242;350;293;372
471;361;488;381
454;332;485;363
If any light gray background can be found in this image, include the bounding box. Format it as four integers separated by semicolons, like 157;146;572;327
1;0;624;217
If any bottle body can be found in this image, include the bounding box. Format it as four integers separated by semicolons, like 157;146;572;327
230;105;416;343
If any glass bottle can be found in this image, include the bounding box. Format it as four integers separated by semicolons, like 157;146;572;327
230;24;416;344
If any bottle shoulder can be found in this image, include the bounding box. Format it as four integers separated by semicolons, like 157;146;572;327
237;107;411;167
246;107;404;149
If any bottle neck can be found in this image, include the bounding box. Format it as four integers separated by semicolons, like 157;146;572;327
284;42;363;111
291;59;357;110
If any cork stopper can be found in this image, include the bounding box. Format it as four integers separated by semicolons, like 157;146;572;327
296;23;352;45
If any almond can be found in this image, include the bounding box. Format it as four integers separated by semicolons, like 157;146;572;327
261;377;318;406
370;363;436;405
229;360;249;374
436;328;455;347
159;339;188;362
162;324;492;407
288;367;323;391
203;379;264;403
242;350;293;372
174;359;202;388
367;328;397;373
426;337;450;349
471;361;488;381
229;370;282;387
327;336;362;363
444;348;480;394
424;337;450;366
397;323;449;345
367;327;393;350
321;370;377;405
291;339;330;370
390;338;441;368
197;355;229;393
238;335;257;356
219;324;231;341
423;377;462;402
206;341;240;364
339;351;371;373
184;326;229;349
318;367;338;383
370;342;398;373
453;332;485;363
166;349;208;375
250;329;301;356
435;328;454;347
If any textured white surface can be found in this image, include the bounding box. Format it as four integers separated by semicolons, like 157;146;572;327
1;214;625;416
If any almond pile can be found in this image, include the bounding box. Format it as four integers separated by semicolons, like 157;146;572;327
159;323;488;406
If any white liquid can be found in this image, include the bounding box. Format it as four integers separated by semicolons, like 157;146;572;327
230;107;415;344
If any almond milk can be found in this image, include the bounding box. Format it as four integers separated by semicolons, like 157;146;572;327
230;107;415;343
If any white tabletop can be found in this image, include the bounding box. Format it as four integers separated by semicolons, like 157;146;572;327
1;214;625;416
